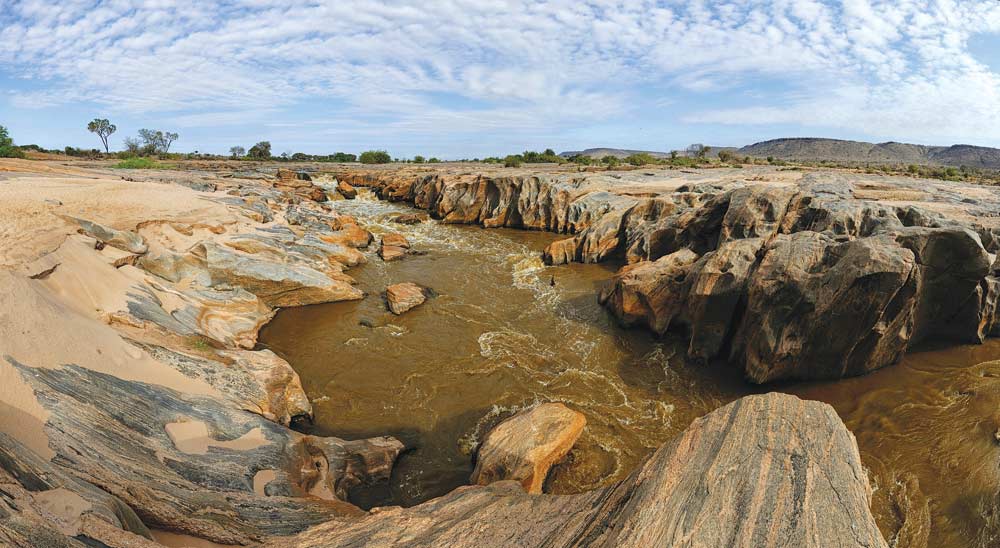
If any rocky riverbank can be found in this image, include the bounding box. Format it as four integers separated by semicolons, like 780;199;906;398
5;158;988;546
337;165;1000;382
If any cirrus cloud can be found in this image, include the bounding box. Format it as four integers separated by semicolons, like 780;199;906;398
1;0;999;154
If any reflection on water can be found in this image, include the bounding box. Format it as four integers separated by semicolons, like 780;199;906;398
259;191;1000;547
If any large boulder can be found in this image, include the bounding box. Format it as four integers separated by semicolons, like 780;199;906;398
379;233;410;262
731;232;918;382
470;403;586;494
598;248;699;334
278;394;887;548
337;180;358;199
729;227;992;382
385;283;427;315
321;224;372;248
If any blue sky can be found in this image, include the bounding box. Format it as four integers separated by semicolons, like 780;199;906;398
2;1;1000;158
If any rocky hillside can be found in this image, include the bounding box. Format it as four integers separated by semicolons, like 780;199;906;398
739;137;1000;168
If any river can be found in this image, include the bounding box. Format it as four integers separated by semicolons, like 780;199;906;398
259;190;1000;547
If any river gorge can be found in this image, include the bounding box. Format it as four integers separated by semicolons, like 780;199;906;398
2;159;1000;548
262;187;1000;548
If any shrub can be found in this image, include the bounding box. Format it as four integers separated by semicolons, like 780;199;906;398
601;155;620;167
624;153;655;166
504;155;522;168
428;157;440;163
0;145;24;158
114;157;162;169
413;155;425;163
359;150;392;164
521;149;562;163
718;150;735;164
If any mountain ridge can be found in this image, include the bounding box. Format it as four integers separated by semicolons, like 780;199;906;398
560;138;1000;169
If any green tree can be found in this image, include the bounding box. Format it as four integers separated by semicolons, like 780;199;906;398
248;141;272;159
87;118;116;153
359;150;392;164
504;154;522;168
428;157;440;163
0;125;12;148
601;155;620;167
0;125;25;158
413;155;425;163
229;146;246;159
331;152;357;162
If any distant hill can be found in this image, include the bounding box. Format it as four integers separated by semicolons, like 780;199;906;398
737;138;1000;169
559;146;738;160
559;148;671;159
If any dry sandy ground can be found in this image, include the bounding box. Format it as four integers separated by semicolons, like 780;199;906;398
0;168;230;267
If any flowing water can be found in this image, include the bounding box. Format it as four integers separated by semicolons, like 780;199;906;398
259;191;1000;548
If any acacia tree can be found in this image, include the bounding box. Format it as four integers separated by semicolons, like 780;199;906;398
137;129;179;154
163;132;178;152
87;119;116;153
229;146;245;159
686;143;710;159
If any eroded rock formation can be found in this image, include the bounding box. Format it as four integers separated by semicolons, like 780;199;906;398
274;393;887;548
337;168;1000;382
0;166;403;546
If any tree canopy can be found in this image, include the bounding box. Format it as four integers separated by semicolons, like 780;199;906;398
86;119;116;152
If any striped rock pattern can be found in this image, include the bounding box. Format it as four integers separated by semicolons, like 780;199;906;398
274;393;887;548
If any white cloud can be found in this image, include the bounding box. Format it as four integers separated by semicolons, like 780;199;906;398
1;0;1000;148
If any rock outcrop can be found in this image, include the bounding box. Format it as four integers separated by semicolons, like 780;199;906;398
274;169;326;202
337;168;1000;382
59;215;148;254
337;180;358;199
392;212;427;224
470;403;586;494
385;282;427;315
0;165;407;547
378;233;410;262
274;393;887;548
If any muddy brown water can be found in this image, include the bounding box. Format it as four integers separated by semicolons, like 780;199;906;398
259;191;1000;547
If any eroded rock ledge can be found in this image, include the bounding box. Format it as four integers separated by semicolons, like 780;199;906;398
0;168;402;546
274;393;887;548
336;167;1000;382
